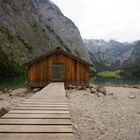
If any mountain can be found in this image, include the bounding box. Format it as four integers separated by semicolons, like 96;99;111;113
0;0;89;74
84;39;140;75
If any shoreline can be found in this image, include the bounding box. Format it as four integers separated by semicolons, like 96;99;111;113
0;85;140;140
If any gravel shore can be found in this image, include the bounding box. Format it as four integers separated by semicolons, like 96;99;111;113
67;86;140;140
0;86;140;140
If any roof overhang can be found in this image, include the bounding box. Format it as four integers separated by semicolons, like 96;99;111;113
25;47;93;67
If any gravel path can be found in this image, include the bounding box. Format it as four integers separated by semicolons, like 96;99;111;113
67;86;140;140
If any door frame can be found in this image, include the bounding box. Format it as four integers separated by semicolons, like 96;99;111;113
51;63;64;82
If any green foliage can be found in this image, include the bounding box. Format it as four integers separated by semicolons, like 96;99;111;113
0;47;26;75
0;26;14;43
17;35;33;51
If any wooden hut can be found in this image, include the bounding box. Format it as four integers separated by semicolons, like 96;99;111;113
26;47;92;88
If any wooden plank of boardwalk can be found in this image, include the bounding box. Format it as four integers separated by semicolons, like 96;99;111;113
0;82;74;140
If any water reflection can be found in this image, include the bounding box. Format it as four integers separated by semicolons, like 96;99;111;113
0;76;26;89
91;76;140;85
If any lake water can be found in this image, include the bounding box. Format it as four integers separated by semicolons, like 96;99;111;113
0;75;140;90
91;76;140;85
0;76;27;89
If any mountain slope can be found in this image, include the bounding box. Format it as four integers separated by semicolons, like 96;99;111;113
0;0;89;74
84;39;140;73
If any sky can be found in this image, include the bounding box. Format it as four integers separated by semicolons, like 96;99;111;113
52;0;140;42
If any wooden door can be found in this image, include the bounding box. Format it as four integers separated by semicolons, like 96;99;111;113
52;64;64;81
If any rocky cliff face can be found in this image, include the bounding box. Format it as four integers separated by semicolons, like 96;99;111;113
0;0;89;74
84;39;140;72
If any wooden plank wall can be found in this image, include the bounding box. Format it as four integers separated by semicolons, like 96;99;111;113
28;53;90;87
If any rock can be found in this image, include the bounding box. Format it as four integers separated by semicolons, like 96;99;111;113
72;85;77;89
124;84;129;87
105;82;111;86
89;85;96;90
128;93;136;99
0;106;10;117
131;85;140;89
7;89;13;93
86;84;90;88
137;112;140;114
11;88;28;96
107;92;114;96
78;86;84;90
3;89;8;93
0;98;4;101
97;92;104;97
20;94;26;97
0;91;2;95
32;88;40;93
96;86;107;95
91;88;97;94
67;84;76;90
73;124;78;130
8;93;12;97
83;86;87;90
67;84;73;90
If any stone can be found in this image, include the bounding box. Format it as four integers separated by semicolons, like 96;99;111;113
97;92;104;97
3;89;8;93
96;86;107;95
86;84;90;88
7;89;13;93
67;84;73;90
91;88;97;94
78;86;84;90
83;86;87;90
128;93;136;99
73;124;78;130
11;88;28;96
0;98;4;101
67;84;77;90
124;84;129;87
105;82;111;86
89;85;96;90
0;106;10;117
32;88;40;93
8;93;12;97
72;85;77;89
107;92;114;96
131;85;140;89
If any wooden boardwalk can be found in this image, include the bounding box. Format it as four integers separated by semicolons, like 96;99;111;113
0;82;74;140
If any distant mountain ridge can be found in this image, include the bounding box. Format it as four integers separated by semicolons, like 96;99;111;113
84;39;140;74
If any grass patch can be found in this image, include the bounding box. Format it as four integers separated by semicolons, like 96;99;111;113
97;70;124;78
